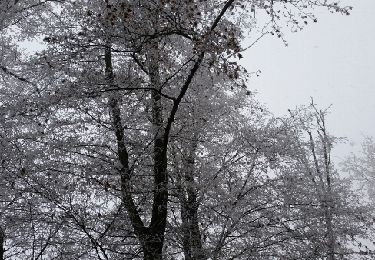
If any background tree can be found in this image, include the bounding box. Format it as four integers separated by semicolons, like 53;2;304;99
343;137;375;200
274;104;374;259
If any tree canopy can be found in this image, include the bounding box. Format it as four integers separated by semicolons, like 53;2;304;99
0;1;372;260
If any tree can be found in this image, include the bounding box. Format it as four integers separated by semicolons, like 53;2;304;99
0;0;355;259
343;137;375;200
342;137;375;257
275;103;373;259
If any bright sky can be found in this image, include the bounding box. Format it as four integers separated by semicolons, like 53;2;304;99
242;0;375;161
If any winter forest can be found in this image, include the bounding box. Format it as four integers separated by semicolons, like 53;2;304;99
1;0;375;259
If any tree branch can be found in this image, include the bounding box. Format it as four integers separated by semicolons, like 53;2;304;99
0;65;36;86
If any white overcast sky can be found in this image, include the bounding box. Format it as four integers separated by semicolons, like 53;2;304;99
242;0;375;160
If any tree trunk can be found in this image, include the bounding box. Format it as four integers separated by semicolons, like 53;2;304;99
322;119;335;260
325;174;335;260
143;238;164;260
0;226;4;260
326;208;335;260
105;36;167;259
147;34;168;259
308;110;335;260
180;136;206;260
181;201;193;260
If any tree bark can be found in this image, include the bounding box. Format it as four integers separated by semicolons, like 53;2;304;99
323;134;335;260
146;30;168;257
326;207;335;260
0;226;4;260
319;113;335;260
143;238;164;260
180;136;206;260
148;40;168;237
